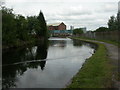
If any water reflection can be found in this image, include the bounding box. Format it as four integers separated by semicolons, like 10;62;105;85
49;40;66;48
2;41;48;89
73;39;97;50
2;38;96;89
73;39;82;46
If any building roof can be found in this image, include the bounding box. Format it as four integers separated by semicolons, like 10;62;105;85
47;22;64;26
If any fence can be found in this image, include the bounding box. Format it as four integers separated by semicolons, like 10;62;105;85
83;30;120;42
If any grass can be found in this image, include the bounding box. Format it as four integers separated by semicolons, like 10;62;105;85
79;37;120;47
66;37;112;88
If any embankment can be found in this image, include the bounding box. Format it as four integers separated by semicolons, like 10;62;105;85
66;37;112;88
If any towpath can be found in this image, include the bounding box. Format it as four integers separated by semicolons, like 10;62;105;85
80;39;120;88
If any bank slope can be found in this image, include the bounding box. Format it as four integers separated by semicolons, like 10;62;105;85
67;38;112;88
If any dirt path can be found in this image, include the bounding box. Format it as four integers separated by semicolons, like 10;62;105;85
83;39;120;88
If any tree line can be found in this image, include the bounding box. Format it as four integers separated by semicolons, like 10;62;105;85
95;11;119;32
73;12;119;34
73;28;83;35
2;7;48;48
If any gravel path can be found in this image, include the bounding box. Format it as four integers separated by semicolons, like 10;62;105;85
83;39;120;88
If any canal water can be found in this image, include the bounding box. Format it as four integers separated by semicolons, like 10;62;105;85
2;37;96;88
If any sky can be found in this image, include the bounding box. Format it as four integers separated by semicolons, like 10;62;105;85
1;0;120;30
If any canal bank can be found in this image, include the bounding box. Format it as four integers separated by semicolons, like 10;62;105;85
66;37;115;88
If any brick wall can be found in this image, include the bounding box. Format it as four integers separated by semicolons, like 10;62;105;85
48;22;66;30
58;23;66;30
48;26;55;30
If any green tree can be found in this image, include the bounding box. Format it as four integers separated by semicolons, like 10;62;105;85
2;7;17;46
2;7;48;48
15;15;28;41
27;16;40;35
95;27;108;32
37;11;48;37
2;7;30;47
117;12;120;30
108;16;118;31
73;28;83;35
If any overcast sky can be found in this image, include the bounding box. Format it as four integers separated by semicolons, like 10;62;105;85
2;0;120;30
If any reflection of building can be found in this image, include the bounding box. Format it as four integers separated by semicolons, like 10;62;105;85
49;40;66;48
48;22;66;30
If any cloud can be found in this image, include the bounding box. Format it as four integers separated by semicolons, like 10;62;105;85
4;0;119;30
59;6;93;17
6;0;119;3
93;2;118;13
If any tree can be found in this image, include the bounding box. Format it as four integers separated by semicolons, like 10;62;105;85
27;16;40;34
37;11;48;37
15;15;28;41
117;12;120;30
108;16;118;31
2;7;31;46
2;7;17;46
95;27;108;32
2;7;48;47
73;28;83;35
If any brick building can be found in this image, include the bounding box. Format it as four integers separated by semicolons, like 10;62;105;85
48;22;66;30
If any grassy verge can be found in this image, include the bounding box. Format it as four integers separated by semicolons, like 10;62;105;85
79;37;120;47
66;37;112;88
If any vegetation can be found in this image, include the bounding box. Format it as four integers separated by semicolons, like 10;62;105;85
94;15;118;32
84;14;119;43
67;3;119;89
37;11;48;38
73;28;83;35
94;14;119;32
117;11;120;30
95;27;108;32
67;37;112;88
2;7;48;48
108;15;118;31
78;36;120;47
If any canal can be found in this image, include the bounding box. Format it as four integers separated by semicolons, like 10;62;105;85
2;37;96;88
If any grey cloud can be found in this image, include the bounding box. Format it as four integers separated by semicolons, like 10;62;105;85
59;6;93;16
5;0;118;30
61;10;92;16
94;2;117;13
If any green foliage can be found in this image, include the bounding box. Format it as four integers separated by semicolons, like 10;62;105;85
15;15;29;41
95;27;108;32
27;16;40;35
2;7;17;45
37;11;48;37
117;12;120;30
2;7;48;47
67;38;112;88
73;28;83;35
108;16;118;31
